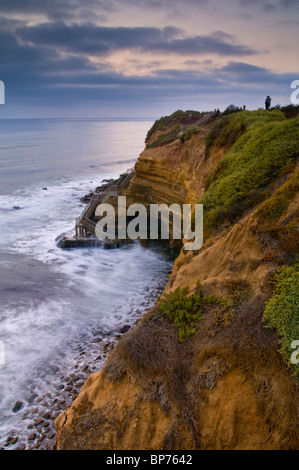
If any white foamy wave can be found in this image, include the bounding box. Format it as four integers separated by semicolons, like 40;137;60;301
0;174;172;449
0;119;168;448
0;174;114;260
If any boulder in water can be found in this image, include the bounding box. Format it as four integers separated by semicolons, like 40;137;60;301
12;401;23;413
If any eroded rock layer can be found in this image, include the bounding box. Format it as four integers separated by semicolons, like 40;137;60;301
55;111;299;450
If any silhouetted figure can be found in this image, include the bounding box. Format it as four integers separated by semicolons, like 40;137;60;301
265;95;271;110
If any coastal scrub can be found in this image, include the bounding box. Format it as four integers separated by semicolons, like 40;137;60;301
158;281;203;343
157;281;229;343
263;261;299;380
256;170;299;221
201;112;299;230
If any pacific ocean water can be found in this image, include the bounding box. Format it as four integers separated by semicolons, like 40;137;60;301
0;118;172;449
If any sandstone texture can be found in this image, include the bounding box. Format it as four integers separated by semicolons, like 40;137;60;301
55;111;299;450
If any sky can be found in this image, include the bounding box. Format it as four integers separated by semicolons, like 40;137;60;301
0;0;298;118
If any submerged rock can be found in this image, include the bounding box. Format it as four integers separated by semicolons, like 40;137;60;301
12;401;23;413
80;192;94;203
119;325;130;334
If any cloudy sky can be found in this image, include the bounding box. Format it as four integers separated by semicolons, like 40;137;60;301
0;0;298;118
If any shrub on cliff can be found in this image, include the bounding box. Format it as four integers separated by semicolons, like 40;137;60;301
273;104;299;120
205;114;246;158
256;170;299;221
179;126;199;143
145;110;201;144
157;281;229;343
149;125;180;148
158;282;203;343
263;261;299;380
201;112;299;230
205;109;285;161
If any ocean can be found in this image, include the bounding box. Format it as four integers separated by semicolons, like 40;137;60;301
0;118;173;449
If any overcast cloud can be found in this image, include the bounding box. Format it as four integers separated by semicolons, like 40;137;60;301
0;0;297;117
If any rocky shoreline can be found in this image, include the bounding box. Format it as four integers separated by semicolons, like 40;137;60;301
1;170;169;450
1;281;166;450
0;170;172;451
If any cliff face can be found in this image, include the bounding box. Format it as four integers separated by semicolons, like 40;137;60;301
55;110;299;450
103;124;209;225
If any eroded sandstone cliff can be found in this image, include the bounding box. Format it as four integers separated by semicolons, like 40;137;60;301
54;109;299;450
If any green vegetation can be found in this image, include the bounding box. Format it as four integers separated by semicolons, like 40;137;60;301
146;109;201;144
158;281;230;342
205;109;285;159
149;125;180;148
157;279;252;342
179;126;198;143
223;280;252;306
158;282;203;343
113;173;126;184
273;104;299;120
200;111;299;230
263;261;299;379
205;115;246;158
256;170;299;221
211;280;251;328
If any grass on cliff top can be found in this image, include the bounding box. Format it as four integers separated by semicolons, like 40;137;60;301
145;109;202;144
179;126;199;143
274;103;299;119
263;261;299;380
149;123;201;148
201;111;299;230
149;124;180;148
205;109;285;157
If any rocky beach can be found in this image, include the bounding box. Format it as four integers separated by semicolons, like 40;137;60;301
2;275;167;450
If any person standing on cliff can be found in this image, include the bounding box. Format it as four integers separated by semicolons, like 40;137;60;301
265;95;271;110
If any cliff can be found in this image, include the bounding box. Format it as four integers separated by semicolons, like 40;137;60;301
54;108;299;450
